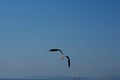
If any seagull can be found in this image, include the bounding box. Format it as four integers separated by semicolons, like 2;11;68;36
49;48;71;68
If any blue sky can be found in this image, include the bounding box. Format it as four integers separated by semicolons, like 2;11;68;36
0;0;120;78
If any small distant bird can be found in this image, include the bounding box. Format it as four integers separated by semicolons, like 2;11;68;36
49;48;71;68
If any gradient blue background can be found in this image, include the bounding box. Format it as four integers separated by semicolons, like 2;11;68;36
0;0;120;78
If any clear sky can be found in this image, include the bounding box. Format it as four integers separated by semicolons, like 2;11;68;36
0;0;120;78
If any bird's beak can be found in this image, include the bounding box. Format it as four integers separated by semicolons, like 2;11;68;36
60;55;64;59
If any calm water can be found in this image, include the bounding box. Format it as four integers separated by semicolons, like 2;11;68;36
0;78;120;80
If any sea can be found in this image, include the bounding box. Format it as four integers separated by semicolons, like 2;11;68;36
0;77;120;80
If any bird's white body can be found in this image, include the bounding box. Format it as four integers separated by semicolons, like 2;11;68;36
60;55;64;59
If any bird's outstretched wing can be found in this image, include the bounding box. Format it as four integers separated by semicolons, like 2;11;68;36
65;56;71;68
49;49;59;52
49;49;63;55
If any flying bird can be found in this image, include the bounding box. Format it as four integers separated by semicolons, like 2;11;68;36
49;48;71;68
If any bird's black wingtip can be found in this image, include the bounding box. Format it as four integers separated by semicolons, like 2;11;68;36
49;49;59;52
